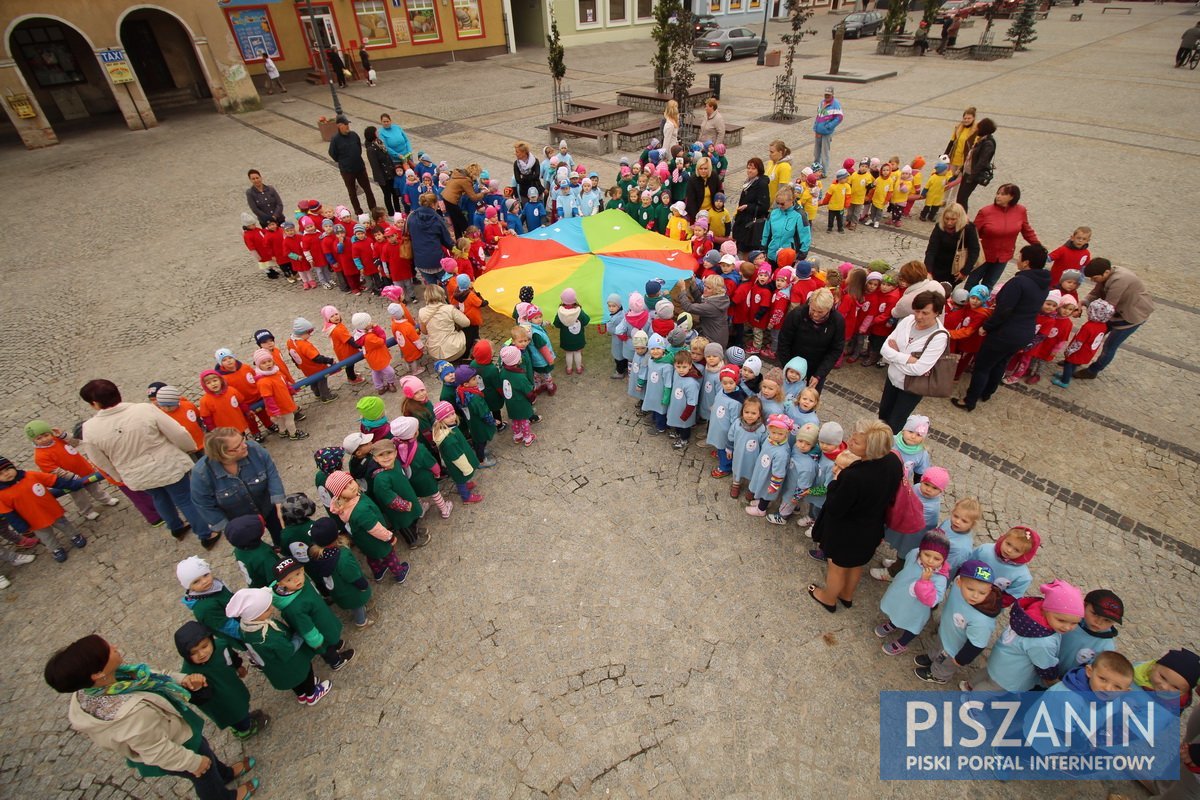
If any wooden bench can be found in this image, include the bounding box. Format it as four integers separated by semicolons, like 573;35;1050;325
565;98;617;114
680;122;745;148
615;86;713;113
615;118;663;150
1101;5;1130;12
548;122;613;154
556;105;629;131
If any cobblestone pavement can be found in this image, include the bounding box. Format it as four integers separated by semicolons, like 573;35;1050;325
1;6;1197;798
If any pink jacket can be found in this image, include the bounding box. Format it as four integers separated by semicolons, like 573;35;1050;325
913;562;951;607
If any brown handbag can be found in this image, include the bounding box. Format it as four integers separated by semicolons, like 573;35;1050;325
951;229;968;277
903;329;959;397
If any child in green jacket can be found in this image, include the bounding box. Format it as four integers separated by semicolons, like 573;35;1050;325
225;515;279;589
389;416;453;520
174;621;268;739
453;366;497;467
326;470;410;584
271;558;354;670
310;517;373;627
226;587;331;705
432;402;482;504
500;344;537;447
368;440;429;548
553;288;590;376
278;492;329;596
176;556;242;643
469;339;507;433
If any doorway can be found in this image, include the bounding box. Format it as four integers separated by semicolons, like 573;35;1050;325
119;9;212;117
122;19;173;92
7;18;122;128
510;0;547;49
297;7;341;67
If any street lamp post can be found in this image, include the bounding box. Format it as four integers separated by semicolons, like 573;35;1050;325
756;0;771;64
301;0;342;115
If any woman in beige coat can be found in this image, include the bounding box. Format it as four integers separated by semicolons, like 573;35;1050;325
46;634;258;799
417;284;471;362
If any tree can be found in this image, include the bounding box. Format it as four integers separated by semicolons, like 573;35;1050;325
779;0;815;85
650;0;678;92
920;0;940;31
546;3;567;120
881;0;909;43
667;8;696;112
1006;0;1039;50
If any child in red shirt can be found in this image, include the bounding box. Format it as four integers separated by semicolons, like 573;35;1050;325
944;285;993;378
1025;294;1077;384
280;220;312;288
0;456;93;562
1048;227;1092;289
1003;291;1062;384
253;349;307;440
766;266;793;361
387;303;426;376
1053;299;1113;388
746;264;775;355
300;217;331;289
466;227;487;275
351;224;380;295
322;306;363;384
838;267;866;365
286;318;338;402
263;219;296;284
381;227;414;301
863;275;902;366
728;261;756;349
240;213;279;279
336;225;362;295
25;420;117;519
788;259;826;308
150;386;206;455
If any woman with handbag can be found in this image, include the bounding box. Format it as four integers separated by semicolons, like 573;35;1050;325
877;291;949;433
733;157;771;256
923;203;979;285
954;117;996;212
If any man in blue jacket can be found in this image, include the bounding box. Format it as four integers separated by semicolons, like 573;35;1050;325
813;87;843;175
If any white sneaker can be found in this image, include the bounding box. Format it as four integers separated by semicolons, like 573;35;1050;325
869;567;892;582
795;516;813;528
84;510;101;521
881;557;897;568
873;221;880;228
0;575;10;589
102;497;120;507
11;554;35;566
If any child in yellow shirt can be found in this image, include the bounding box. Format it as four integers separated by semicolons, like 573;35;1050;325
665;201;690;241
868;163;895;228
848;158;873;229
919;160;958;222
707;192;733;241
822;169;853;233
800;174;819;222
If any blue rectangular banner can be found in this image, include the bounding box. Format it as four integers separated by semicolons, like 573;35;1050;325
880;690;1180;780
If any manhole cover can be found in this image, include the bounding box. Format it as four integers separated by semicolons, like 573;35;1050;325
754;113;811;125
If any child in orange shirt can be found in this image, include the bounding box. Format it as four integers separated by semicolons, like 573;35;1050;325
0;456;94;562
150;387;205;457
287;317;338;403
198;371;254;438
322;306;363;385
215;348;274;437
24;420;117;519
350;312;397;393
253;329;296;383
387;303;426;376
253;349;308;440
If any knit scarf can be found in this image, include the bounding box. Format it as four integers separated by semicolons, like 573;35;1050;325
255;363;279;377
625;309;650;330
185;578;226;598
83;663;190;706
515;153;537;177
893;433;925;457
361;415;389;431
456;383;483;405
394;438;418;469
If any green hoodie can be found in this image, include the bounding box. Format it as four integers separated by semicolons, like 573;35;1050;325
272;577;343;651
235;544;280;589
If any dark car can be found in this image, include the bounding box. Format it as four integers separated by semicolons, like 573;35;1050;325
693;14;719;36
693;27;764;61
832;10;885;38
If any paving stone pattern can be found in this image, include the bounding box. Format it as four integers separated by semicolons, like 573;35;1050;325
0;7;1197;798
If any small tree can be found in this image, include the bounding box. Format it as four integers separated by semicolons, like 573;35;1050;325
779;0;815;85
667;8;696;112
920;0;940;31
1006;0;1038;50
881;0;909;43
547;3;567;119
650;0;679;92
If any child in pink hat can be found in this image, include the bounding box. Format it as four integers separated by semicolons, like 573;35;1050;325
553;288;590;376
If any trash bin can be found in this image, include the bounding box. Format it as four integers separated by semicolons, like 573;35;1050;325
708;72;722;100
764;49;781;67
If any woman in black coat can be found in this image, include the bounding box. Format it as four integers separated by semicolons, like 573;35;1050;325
733;157;771;255
923;202;979;285
363;126;398;216
512;141;542;203
955;117;997;212
809;419;904;613
684;157;723;221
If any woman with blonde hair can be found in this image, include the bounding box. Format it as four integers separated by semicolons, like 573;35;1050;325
512;141;542;202
764;139;793;204
662;100;680;153
922;203;979;284
944;107;977;178
777;287;844;391
417;284;471;362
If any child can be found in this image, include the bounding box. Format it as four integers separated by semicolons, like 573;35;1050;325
768;423;820;526
356;396;391;443
326;470;410;584
708;193;733;242
867;163;894;228
214;348;274;438
823;169;851;233
381;224;415;301
805;422;845;524
174;621;267;739
786;387;821;431
938;497;982;575
452;274;485;356
788;260;824;309
287;318;339;402
0;456;91;562
1057;268;1083;301
1058;589;1123;676
728;396;767;499
454;366;497;466
875;533;950;654
1003;290;1060;384
151;387;206;456
253;348;307;441
309;517;374;627
666;201;690;240
431;402;483;503
641;334;675;435
707;366;745;478
665;350;702;450
389;416;453;517
470;340;507;433
746;414;793;516
782;357;809;405
903;156;925;217
226;514;280;587
746;265;775;355
521;305;558;398
863;274;901;366
847;158;872;230
322;306;364;384
241;212;278;278
698;342;725;423
918;162;955;222
627;330;651;412
366;440;430;549
225;587;331;706
271;558;354;670
1025;293;1077;383
1048;226;1092;288
1133;649;1200;711
740;354;764;396
604;293;628;378
553;180;581;219
280;220;311;288
25;420;117;519
837;268;867;365
960;579;1083;692
913;559;1004;685
1052;299;1113;388
944;286;992;379
553;288;590;376
888;166;914;226
500;345;537;447
893;415;931;480
522;187;547;230
387;303;426;377
176;555;242;643
765;268;793;359
757;367;786;418
965;525;1041;607
881;465;948;583
350;312;397;393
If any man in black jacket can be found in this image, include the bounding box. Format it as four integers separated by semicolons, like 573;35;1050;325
776;289;844;392
327;115;377;216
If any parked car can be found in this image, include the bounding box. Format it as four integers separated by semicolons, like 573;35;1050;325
968;0;996;14
693;27;764;62
832;10;885;38
936;0;971;21
693;14;720;36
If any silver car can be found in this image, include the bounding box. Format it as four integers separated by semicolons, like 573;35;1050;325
693;27;764;62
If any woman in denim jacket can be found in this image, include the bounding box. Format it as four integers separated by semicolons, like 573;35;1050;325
191;428;286;547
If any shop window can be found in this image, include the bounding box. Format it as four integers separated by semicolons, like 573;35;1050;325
13;24;85;87
224;7;282;62
405;0;442;42
453;0;484;37
354;0;394;47
577;0;600;26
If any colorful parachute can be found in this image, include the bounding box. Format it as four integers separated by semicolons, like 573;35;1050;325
474;209;698;319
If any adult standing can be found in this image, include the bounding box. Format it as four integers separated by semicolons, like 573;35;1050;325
697;98;726;145
512;141;542;203
733;157;771;255
675;275;731;347
812;86;843;173
777;288;844;391
952;244;1050;412
1176;21;1200;67
363;126;398;216
417;284;471;362
44;634;258;800
761;186;810;262
378;114;413;166
943;107;976;178
244;170;284;227
923;203;979;285
966;183;1039;290
891;260;946;321
878;291;948;433
327;116;377;216
808;419;903;612
261;53;285;95
955;117;996;212
441;165;486;238
662;100;681;154
78;380;214;546
407;193;455;284
326;48;347;88
764;140;793;205
684;157;723;221
190;428;286;546
1074;258;1155;380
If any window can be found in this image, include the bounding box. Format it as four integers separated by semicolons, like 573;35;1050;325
709;0;722;12
452;0;484;37
729;0;743;11
13;24;85;87
354;0;393;47
747;0;760;9
609;0;628;23
405;0;442;42
636;0;654;21
578;0;600;26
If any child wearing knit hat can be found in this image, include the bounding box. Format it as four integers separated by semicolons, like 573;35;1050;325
803;422;845;527
226;586;331;705
431;402;484;503
226;514;281;588
603;293;629;379
913;558;1004;685
356;396;391;443
321;306;364;385
174;620;269;740
149;387;206;456
176;555;242;642
286;318;339;402
452;366;497;467
767;422;820;526
309;517;374;627
964;525;1040;610
366;439;430;551
554;288;591;376
627;329;651;411
24;420;118;519
434;359;459;406
0;456;94;562
469;340;507;433
500;345;537;446
640;333;675;434
746;414;794;516
875;533;951;655
451;273;485;356
253;349;307;441
875;464;947;582
1133;648;1200;711
746;265;775;357
1052;299;1114;388
385;303;426;378
961;579;1084;692
326;469;410;584
350;312;396;394
389;417;453;518
521;306;558;398
698;342;725;423
707;365;746;478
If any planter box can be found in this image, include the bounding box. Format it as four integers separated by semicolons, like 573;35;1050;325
317;119;337;142
764;49;781;66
